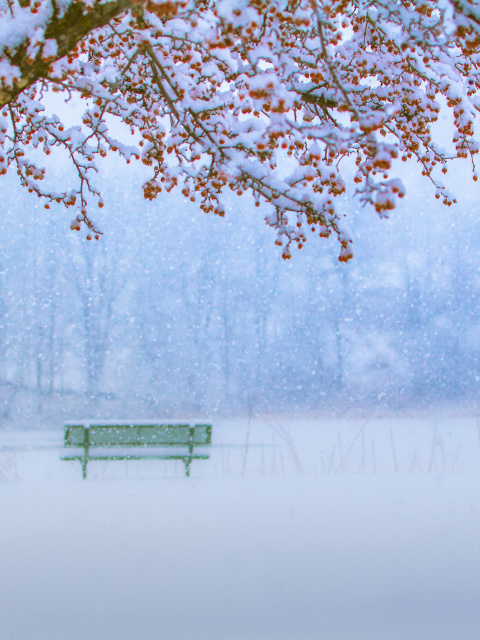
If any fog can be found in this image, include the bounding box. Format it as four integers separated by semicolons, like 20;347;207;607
1;420;479;640
1;150;480;640
0;155;480;427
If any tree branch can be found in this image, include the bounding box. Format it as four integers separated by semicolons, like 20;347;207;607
450;0;480;29
0;0;134;107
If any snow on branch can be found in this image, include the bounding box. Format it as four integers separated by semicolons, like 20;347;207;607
0;0;479;258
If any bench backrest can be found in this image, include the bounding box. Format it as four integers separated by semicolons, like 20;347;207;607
64;423;212;448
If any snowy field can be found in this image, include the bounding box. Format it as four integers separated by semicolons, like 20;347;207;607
1;415;479;640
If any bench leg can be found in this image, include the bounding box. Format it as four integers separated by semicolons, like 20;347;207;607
82;454;88;480
81;440;90;480
185;430;194;477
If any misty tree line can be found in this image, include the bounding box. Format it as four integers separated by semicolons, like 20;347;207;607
0;167;479;424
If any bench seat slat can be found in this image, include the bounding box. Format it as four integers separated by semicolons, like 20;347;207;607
61;454;210;462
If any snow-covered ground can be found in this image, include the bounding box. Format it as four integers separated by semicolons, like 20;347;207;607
1;416;479;640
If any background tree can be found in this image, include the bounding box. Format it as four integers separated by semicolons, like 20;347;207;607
0;170;479;425
1;0;480;259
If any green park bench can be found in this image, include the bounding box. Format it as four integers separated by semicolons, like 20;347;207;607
61;421;212;479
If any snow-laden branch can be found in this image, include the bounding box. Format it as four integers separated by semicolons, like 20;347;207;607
0;0;133;106
0;0;479;259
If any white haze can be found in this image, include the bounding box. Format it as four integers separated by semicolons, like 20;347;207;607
1;417;479;640
0;151;480;424
1;142;480;640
